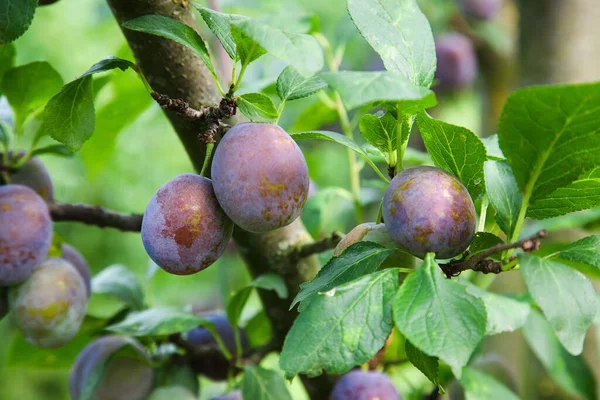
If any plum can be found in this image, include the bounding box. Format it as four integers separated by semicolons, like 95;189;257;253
382;166;476;259
186;314;249;381
148;386;198;400
69;335;154;400
141;173;233;275
213;391;242;400
61;243;91;297
0;184;53;286
9;258;87;348
434;33;477;90
330;370;401;400
458;0;503;20
211;123;309;233
0;152;54;201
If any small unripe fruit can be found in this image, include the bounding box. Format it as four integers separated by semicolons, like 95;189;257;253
70;336;154;400
211;123;309;233
9;258;87;348
0;184;53;286
434;33;477;90
0;152;54;202
330;370;401;400
383;166;476;259
141;174;233;275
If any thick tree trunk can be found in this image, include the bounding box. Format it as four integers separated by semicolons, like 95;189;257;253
518;0;600;86
105;1;329;397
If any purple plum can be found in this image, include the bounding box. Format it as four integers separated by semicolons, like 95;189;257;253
61;243;91;297
458;0;503;20
9;258;87;348
70;335;154;400
186;314;249;381
211;123;309;233
141;174;233;275
0;184;53;286
213;391;242;400
434;33;477;90
1;152;54;201
330;370;401;400
383;166;476;259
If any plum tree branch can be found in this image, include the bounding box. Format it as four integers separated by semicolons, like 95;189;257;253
439;230;547;278
49;203;143;232
287;231;344;261
106;1;330;397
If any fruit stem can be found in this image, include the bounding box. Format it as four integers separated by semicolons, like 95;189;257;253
200;142;214;177
315;32;363;222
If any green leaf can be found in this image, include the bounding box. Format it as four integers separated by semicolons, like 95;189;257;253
30;144;73;158
152;364;199;397
2;61;63;128
393;254;486;377
519;254;597;355
468;232;503;259
481;135;504;160
91;264;145;311
523;310;597;400
245;310;273;348
291;242;395;310
252;273;288;299
405;340;441;389
7;332;91;369
0;43;16;89
81;56;152;179
459;367;519;400
106;307;206;337
276;66;327;102
39;75;95;152
226;286;253;329
233;18;323;76
241;366;292;400
79;56;136;78
301;187;355;238
280;269;399;378
359;112;398;156
321;71;435;111
463;283;530;335
528;167;600;219
498;82;600;204
237;92;278;123
0;0;37;44
290;130;389;182
195;5;323;75
417;113;486;199
227;274;288;330
122;15;217;81
195;5;264;65
347;0;436;87
483;160;522;237
555;235;600;271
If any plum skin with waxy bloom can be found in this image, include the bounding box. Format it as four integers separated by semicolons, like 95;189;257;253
211;123;309;233
0;184;53;286
9;258;87;348
141;174;234;275
382;166;476;259
330;370;401;400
